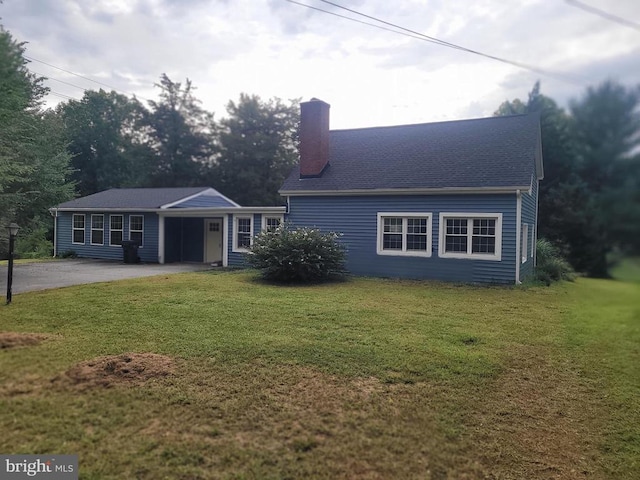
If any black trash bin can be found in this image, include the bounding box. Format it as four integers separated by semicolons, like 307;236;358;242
121;240;140;264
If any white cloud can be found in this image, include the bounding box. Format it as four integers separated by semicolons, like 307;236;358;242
1;0;639;127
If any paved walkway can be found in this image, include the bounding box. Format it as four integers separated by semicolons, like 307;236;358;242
0;259;213;294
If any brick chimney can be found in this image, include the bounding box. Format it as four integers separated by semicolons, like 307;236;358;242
299;98;330;178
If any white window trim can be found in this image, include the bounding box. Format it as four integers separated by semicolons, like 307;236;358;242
90;214;104;246
232;215;253;253
109;214;124;247
376;212;432;258
129;215;144;248
72;214;85;245
261;214;284;232
531;226;535;258
521;224;529;264
438;212;502;261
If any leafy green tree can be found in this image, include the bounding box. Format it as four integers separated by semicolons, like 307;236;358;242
0;27;74;258
59;89;151;196
145;74;215;187
214;94;299;205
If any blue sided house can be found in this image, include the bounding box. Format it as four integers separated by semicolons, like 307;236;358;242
51;98;543;285
279;99;544;284
50;187;285;267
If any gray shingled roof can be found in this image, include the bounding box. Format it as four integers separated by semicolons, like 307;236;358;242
55;188;212;209
280;113;541;192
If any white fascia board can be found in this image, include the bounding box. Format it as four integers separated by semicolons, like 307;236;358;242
279;186;530;196
159;187;242;209
159;206;286;217
159;188;210;209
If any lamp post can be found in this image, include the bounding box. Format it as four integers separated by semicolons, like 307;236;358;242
6;223;19;305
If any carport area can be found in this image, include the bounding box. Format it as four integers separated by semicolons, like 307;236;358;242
0;259;213;294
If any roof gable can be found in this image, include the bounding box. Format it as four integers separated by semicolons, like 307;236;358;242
281;113;542;194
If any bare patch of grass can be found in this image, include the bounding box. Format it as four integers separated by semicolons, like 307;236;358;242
55;353;174;389
0;332;49;349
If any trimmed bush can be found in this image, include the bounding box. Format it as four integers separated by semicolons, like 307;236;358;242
247;224;346;283
535;238;576;285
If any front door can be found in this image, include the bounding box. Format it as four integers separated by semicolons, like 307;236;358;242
205;219;223;264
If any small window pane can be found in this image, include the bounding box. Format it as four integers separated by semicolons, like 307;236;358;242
407;234;427;251
110;216;123;230
383;233;402;250
472;236;495;254
73;229;84;243
383;217;403;233
265;217;281;232
446;218;467;235
407;218;427;234
73;216;85;229
110;231;123;246
445;235;467;252
130;216;143;231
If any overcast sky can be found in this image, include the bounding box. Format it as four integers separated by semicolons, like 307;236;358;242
2;0;639;129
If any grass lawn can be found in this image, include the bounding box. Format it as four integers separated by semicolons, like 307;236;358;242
0;271;638;479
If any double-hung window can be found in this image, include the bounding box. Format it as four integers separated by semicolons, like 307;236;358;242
129;215;144;247
72;214;85;244
233;215;253;252
376;213;432;257
110;215;123;246
438;213;502;261
261;215;283;232
90;214;104;245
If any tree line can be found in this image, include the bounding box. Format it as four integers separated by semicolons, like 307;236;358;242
2;25;639;276
496;81;640;277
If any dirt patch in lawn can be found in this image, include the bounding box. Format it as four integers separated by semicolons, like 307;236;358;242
56;353;174;389
0;332;49;349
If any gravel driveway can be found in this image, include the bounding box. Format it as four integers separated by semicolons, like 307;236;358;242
0;259;213;294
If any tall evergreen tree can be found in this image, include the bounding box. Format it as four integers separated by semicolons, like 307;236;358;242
570;81;640;273
214;94;299;205
496;81;640;276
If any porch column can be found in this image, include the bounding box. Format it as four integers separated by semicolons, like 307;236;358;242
158;214;165;264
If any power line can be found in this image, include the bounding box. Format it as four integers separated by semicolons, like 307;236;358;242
48;90;80;101
285;0;586;85
31;70;91;93
565;0;640;32
24;55;152;101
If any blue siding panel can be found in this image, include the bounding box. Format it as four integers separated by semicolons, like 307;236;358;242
56;211;159;263
287;195;518;284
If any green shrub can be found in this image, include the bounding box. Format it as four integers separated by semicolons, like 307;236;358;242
247;224;346;283
60;250;78;259
535;238;576;285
